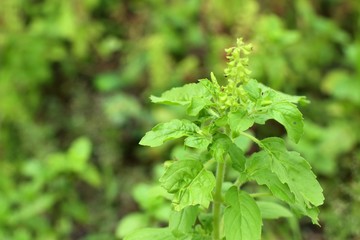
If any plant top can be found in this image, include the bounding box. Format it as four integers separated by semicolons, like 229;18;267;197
127;38;324;240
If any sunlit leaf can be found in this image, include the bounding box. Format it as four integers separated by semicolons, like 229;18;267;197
224;187;262;240
140;119;200;147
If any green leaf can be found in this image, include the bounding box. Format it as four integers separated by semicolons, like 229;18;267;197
169;206;198;236
260;137;324;223
187;97;213;116
256;201;293;219
67;137;92;172
211;135;246;171
184;135;211;150
116;213;149;238
246;152;295;204
228;144;247;173
257;83;308;105
124;228;175;240
150;83;210;106
269;102;304;143
224;187;262;240
79;165;101;187
243;79;306;143
199;77;219;96
140;119;200;147
132;183;167;211
243;79;262;100
160;160;215;211
228;110;254;133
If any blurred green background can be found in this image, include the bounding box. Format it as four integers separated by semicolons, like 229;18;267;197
0;0;359;239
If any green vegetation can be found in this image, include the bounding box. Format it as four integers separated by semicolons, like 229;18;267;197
0;0;359;239
126;38;324;239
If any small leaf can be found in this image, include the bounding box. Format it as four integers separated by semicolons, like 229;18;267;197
256;201;293;219
224;187;262;240
244;79;262;100
67;137;92;171
228;110;254;133
228;144;247;173
211;135;246;171
187;97;213;116
160;160;215;211
80;165;101;187
184;135;211;150
243;79;306;143
269;102;304;143
140;119;199;147
199;77;219;96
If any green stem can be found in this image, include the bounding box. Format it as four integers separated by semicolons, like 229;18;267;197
213;160;226;240
240;131;262;146
250;192;271;198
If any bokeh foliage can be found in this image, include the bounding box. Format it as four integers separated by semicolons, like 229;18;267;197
0;0;359;239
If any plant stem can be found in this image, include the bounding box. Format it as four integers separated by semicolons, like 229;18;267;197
213;160;226;240
250;192;271;198
240;131;262;146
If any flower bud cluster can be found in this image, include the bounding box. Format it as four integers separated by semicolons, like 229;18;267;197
217;38;253;110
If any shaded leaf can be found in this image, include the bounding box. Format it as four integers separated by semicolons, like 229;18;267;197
160;160;215;211
169;206;198;236
256;201;293;219
211;135;246;172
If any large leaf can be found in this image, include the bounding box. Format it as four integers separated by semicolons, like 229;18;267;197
246;152;295;204
139;119;199;147
160;160;215;211
150;82;210;105
224;187;262;240
260;137;324;223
